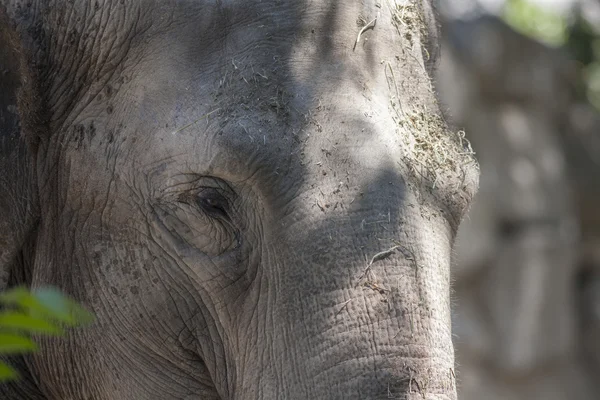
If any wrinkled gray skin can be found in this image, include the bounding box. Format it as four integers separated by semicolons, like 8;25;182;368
0;1;477;399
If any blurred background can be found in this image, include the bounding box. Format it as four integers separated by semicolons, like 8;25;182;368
435;0;600;398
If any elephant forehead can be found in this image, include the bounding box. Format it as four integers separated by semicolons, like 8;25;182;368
60;0;475;220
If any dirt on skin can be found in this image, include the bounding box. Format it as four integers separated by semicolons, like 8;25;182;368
385;1;478;225
392;2;426;48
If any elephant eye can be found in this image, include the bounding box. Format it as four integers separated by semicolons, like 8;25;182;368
196;188;231;221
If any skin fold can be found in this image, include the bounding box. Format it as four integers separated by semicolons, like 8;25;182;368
0;1;478;399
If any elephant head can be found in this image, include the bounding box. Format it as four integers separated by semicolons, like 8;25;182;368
0;1;478;399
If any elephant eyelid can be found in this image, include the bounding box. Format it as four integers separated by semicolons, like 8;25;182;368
173;176;237;222
195;188;232;222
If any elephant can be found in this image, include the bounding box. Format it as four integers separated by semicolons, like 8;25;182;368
0;1;478;399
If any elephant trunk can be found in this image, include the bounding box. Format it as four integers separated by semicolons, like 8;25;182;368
232;182;458;399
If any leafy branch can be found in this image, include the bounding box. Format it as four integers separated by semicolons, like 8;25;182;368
0;286;95;381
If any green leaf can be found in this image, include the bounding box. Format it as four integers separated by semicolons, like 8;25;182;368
0;312;63;335
502;0;567;46
33;288;95;327
32;288;73;324
0;287;96;384
0;361;19;382
0;287;55;321
0;287;29;305
0;333;37;354
0;287;43;310
0;286;95;327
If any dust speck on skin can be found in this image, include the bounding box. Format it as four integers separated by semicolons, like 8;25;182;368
129;286;139;295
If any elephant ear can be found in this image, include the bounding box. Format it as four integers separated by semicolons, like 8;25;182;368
0;1;148;287
0;3;42;289
1;1;148;147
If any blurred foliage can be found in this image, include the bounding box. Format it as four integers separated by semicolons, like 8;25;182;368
567;14;600;111
0;287;95;382
502;0;568;46
502;0;600;111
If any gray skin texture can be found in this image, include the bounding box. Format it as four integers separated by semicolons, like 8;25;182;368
0;1;478;399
